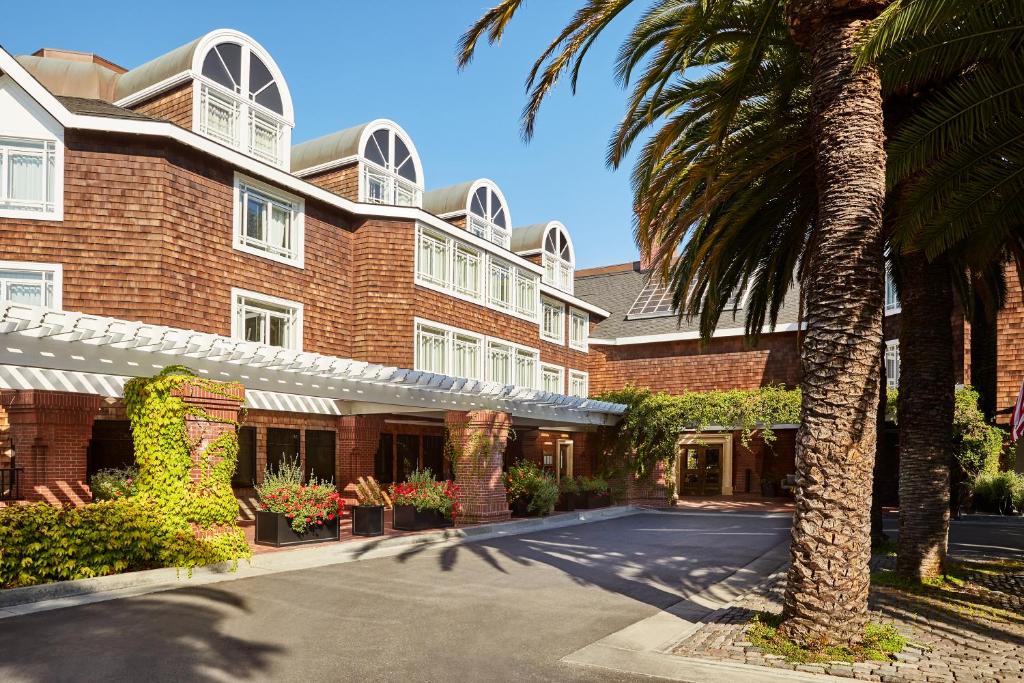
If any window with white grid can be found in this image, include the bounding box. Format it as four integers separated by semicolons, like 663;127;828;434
568;370;589;399
541;225;575;294
231;289;302;350
515;269;538;318
541;364;564;394
0;262;61;309
416;226;449;286
0;137;58;218
415;324;448;374
234;175;303;266
453;244;482;299
489;260;512;311
452;333;483;380
541;298;564;344
360;126;422;207
487;340;513;385
569;308;589;351
885;340;900;389
514;348;539;389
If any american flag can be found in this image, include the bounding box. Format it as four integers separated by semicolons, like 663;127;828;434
1013;380;1024;442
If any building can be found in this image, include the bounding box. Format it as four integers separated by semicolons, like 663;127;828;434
0;30;624;519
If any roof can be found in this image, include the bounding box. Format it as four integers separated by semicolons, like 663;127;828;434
423;181;476;216
113;37;201;102
56;96;158;121
575;263;803;342
291;122;368;173
15;55;122;101
510;223;549;253
0;303;625;425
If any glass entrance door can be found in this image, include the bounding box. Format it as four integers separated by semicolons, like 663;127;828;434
681;445;723;496
556;441;573;482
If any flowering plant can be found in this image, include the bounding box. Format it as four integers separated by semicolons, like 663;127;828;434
505;459;558;515
256;458;344;534
389;469;462;521
90;466;139;501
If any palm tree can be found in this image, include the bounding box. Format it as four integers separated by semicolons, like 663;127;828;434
459;0;888;646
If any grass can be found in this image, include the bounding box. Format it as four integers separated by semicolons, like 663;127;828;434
871;560;1022;623
871;536;898;557
746;613;906;664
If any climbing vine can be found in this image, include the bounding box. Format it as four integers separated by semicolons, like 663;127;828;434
123;365;250;568
595;385;802;477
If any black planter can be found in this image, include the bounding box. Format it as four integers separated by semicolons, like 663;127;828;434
255;510;340;547
352;505;385;536
584;491;611;509
555;491;576;511
510;496;532;517
392;504;452;531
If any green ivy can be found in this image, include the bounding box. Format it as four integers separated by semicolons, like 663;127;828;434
595;385;802;477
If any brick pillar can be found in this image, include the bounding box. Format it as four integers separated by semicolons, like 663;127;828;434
0;390;102;505
445;410;512;524
171;382;244;484
337;415;384;496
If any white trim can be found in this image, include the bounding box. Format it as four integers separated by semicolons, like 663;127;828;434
540;296;565;345
569;307;589;352
540;362;565;394
885;338;900;389
353;119;425;198
230;287;303;351
0;260;63;310
678;432;734;496
292;154;359;177
0;91;65;221
232;172;305;268
568;369;589;399
539;283;608;317
589;321;807;346
112;71;193;108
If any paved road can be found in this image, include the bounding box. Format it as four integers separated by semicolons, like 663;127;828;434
883;514;1024;560
0;511;789;683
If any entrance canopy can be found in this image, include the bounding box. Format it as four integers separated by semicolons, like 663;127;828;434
0;304;624;426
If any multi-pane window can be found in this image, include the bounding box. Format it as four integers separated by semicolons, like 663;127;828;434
515;269;538;318
361;127;421;207
415;225;483;302
885;267;900;314
235;177;303;264
197;41;289;167
468;184;510;248
569;370;589;398
417;227;449;286
414;319;541;388
541;364;564;394
0;263;59;309
0;137;57;216
542;225;574;294
416;324;448;374
487;341;513;385
514;348;539;389
488;258;538;320
452;333;483;380
489;260;512;310
233;291;302;350
885;340;900;389
453;245;481;298
541;298;564;343
569;308;589;351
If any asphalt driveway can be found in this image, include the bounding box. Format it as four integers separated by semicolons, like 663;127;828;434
0;511;790;682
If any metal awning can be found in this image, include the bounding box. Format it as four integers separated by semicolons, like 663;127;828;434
0;304;625;425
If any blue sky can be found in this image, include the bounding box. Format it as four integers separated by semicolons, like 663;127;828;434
2;1;647;268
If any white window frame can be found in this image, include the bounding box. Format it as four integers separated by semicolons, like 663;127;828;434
413;318;542;389
357;126;423;207
0;136;63;221
885;339;900;390
885;267;901;315
415;225;450;288
232;173;304;267
569;307;589;352
540;363;564;394
513;346;540;389
230;287;303;351
568;370;589;399
540;297;565;344
0;261;62;309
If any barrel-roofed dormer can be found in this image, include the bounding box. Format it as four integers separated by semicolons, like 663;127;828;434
291;119;424;207
423;178;511;249
511;220;576;294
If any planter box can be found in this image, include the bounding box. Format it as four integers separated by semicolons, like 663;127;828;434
352;505;385;537
510;496;532;517
254;510;339;547
392;504;452;531
584;491;611;509
554;491;576;512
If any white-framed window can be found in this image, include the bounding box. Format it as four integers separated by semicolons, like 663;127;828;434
360;126;422;207
195;40;291;168
489;260;512;311
233;174;304;266
569;308;589;351
452;332;483;380
514;269;538;318
514;347;539;389
541;224;575;294
453;244;482;299
487;340;513;385
416;323;448;374
468;184;510;248
231;288;302;350
569;370;589;399
488;257;538;321
541;363;564;394
885;267;901;315
413;318;541;388
0;261;62;309
541;297;565;344
415;224;484;303
0;137;59;218
416;226;449;287
885;340;900;390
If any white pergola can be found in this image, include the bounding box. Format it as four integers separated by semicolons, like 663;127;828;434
0;304;625;426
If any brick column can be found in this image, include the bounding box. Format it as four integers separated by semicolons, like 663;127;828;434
445;410;512;524
337;415;384;495
0;390;103;505
171;382;244;484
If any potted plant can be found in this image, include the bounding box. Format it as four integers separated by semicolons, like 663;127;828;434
555;477;579;511
577;476;611;509
255;459;343;547
352;476;391;536
504;460;559;516
528;473;559;516
389;469;461;530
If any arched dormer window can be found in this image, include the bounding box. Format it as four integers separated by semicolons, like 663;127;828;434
194;31;293;168
468;181;510;249
542;222;575;293
360;123;423;207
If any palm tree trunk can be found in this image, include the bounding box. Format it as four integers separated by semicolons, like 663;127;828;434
896;252;953;579
780;3;888;647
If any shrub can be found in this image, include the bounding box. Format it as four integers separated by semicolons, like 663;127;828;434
558;477;579;495
505;459;542;502
90;466;139;501
971;471;1024;515
503;460;558;515
527;475;559;515
576;475;610;493
389;469;462;521
256;458;344;534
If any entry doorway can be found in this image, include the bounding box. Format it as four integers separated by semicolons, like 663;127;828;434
556;440;573;483
680;445;723;496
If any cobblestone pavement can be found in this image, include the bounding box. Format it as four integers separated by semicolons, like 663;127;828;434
673;555;1024;682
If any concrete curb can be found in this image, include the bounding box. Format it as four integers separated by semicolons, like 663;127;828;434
0;504;640;618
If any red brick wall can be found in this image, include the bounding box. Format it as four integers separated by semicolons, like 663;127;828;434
509;428;595;478
730;429;797;494
131;83;193;128
996;266;1024;426
445;410;512;523
588;331;802;395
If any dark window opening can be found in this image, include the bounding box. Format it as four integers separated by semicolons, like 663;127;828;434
266;428;300;474
234;426;257;488
304;430;336;483
86;420;135;477
375;433;395;485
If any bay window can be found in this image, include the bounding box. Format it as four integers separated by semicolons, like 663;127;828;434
234;175;303;266
232;289;302;350
569;308;589;351
0;137;58;217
